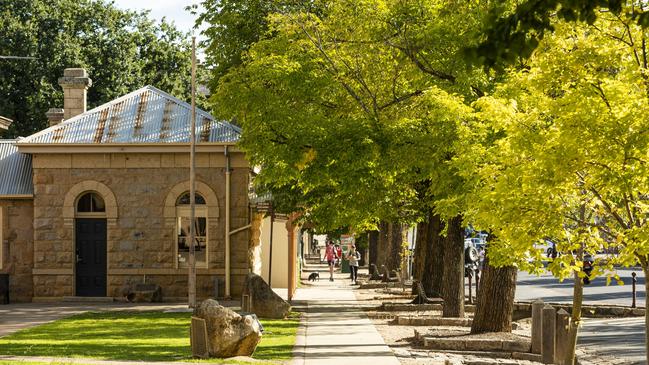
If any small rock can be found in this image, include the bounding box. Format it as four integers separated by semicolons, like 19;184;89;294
194;299;262;358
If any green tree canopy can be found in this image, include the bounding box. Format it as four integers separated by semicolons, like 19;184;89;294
468;0;649;68
193;0;316;89
206;0;508;230
0;0;200;137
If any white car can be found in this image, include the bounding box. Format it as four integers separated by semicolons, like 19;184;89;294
464;237;486;251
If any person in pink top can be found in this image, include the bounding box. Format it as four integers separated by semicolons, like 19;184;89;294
325;241;337;282
335;245;342;267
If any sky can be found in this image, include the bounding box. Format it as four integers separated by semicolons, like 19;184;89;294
111;0;204;37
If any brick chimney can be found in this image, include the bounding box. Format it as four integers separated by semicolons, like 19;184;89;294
45;108;64;127
58;68;92;120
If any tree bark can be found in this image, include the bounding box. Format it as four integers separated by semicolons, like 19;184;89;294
376;221;389;268
563;262;583;365
441;214;465;318
386;222;404;271
422;213;444;297
412;219;429;282
470;252;517;333
368;230;379;267
563;204;589;364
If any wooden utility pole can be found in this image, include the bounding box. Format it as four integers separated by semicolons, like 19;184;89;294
188;36;197;308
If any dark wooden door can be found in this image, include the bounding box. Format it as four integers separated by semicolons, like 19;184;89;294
75;218;107;297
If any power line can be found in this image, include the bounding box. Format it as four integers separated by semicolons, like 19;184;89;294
0;56;37;60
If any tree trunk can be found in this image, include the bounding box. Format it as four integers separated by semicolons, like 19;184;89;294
470;253;517;333
376;221;389;268
564;205;588;364
422;213;444;297
386;222;404;271
563;262;583;365
412;218;429;282
400;227;408;280
368;230;379;267
441;215;464;318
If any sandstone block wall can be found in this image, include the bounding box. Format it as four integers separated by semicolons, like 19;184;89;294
31;151;250;300
0;199;34;302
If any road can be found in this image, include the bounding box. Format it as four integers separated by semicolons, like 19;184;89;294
513;268;646;364
579;317;646;365
515;268;644;307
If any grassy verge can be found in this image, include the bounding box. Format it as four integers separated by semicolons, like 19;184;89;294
0;311;300;364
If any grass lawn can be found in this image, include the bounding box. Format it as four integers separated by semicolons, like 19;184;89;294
0;311;300;364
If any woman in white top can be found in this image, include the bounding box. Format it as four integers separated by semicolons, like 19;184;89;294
346;245;361;284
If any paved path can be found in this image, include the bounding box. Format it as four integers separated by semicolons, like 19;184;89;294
292;269;400;365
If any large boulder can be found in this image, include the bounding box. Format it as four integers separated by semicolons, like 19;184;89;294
193;299;262;358
242;273;291;319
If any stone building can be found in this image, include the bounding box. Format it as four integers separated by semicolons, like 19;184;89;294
0;68;256;302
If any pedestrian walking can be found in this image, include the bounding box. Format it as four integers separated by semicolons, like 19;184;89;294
335;244;342;266
347;244;361;284
325;241;337;281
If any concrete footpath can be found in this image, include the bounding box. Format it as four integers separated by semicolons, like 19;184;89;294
291;273;400;365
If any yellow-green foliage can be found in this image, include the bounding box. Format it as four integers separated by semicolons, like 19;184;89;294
460;8;649;280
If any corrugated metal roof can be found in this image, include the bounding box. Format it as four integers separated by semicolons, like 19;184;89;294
0;140;33;196
19;86;241;144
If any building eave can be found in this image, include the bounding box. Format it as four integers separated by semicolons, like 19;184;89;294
0;194;34;200
16;143;242;154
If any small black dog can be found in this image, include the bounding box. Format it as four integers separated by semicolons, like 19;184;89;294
308;272;320;282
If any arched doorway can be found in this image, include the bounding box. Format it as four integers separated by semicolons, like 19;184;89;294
75;192;107;297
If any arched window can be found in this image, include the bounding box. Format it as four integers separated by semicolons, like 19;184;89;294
176;192;208;268
76;192;106;215
176;192;206;205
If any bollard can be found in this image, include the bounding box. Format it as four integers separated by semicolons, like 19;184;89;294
632;272;637;308
241;294;251;312
542;304;556;364
468;270;473;304
555;309;571;365
475;268;480;297
531;299;544;354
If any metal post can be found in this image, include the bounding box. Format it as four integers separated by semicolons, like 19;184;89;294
632;272;637;308
468;270;473;304
475;268;480;296
188;36;197;308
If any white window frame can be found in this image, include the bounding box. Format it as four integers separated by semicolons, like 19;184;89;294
175;205;209;269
